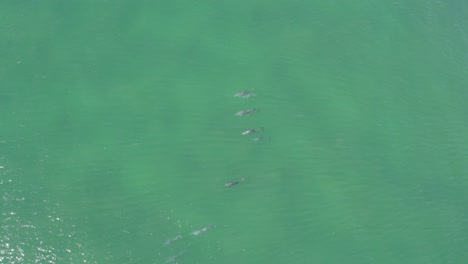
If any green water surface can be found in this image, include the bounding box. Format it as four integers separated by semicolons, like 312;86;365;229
1;1;467;263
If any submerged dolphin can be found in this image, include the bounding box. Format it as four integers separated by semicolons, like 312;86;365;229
163;234;182;246
235;108;257;116
191;225;213;236
234;89;255;98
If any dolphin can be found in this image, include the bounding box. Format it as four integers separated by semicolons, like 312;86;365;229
191;225;213;236
234;89;255;98
225;177;245;187
235;108;257;116
241;127;264;135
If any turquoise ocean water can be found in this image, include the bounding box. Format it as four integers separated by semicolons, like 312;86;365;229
1;1;467;263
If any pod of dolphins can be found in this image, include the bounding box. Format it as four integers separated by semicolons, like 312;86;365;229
228;89;263;186
163;89;264;263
